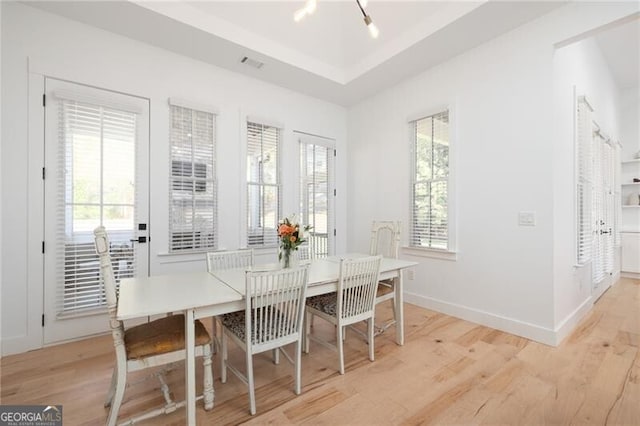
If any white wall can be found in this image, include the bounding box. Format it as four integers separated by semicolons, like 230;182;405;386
552;36;622;343
0;2;347;355
347;2;637;345
619;89;640;232
620;88;640;161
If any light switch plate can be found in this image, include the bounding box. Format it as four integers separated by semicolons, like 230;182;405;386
519;211;536;226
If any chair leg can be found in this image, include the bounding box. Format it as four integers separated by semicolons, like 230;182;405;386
304;311;311;354
106;362;127;426
221;331;228;384
203;343;214;410
210;317;220;354
294;340;302;395
390;297;396;325
104;366;117;408
246;351;256;415
337;323;345;375
368;318;375;362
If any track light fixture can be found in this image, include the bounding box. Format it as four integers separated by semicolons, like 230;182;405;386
356;0;378;38
293;0;317;23
293;0;379;39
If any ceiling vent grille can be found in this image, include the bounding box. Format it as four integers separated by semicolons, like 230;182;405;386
240;56;264;69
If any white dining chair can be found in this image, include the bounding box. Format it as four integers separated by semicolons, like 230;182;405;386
206;249;254;273
94;226;213;426
370;221;401;335
297;243;313;262
206;249;254;359
220;265;310;415
304;255;382;375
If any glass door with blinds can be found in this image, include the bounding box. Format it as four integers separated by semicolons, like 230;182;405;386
592;132;615;293
298;133;335;258
43;79;149;344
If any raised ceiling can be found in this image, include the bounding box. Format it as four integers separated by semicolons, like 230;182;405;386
29;1;566;105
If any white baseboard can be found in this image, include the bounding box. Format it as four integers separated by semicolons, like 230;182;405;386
553;296;593;346
404;291;557;346
621;271;640;279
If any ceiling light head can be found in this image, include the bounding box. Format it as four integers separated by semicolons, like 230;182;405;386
364;16;379;38
293;8;307;22
293;0;316;22
305;0;317;14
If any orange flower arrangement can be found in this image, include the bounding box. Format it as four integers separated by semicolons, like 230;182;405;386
278;215;311;267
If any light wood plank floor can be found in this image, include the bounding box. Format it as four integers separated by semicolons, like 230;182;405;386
1;277;638;425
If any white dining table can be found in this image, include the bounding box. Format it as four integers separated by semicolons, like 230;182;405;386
117;255;416;425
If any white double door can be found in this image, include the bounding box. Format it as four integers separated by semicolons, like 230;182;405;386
43;79;150;344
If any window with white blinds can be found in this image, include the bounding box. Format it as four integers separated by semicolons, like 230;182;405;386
169;103;217;252
300;140;333;258
576;97;593;265
57;99;138;314
410;111;450;250
246;121;281;247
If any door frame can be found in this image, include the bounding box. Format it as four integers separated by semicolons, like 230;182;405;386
22;70;151;352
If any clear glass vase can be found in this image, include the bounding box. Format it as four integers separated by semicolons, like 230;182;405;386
280;249;298;269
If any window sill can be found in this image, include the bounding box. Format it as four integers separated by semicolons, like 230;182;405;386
157;251;209;264
402;246;457;261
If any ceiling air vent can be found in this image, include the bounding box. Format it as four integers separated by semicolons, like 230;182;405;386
240;56;264;69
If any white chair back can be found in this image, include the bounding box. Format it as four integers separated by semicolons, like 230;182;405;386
245;266;310;349
338;256;382;321
207;249;254;272
370;221;401;259
297;244;312;261
94;226;124;332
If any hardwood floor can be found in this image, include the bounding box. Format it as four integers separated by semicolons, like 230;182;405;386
1;277;638;425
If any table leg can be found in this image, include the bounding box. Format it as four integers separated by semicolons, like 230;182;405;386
185;309;196;425
395;270;404;345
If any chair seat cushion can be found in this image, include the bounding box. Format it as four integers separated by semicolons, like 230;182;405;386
125;314;211;360
221;310;297;344
306;292;337;317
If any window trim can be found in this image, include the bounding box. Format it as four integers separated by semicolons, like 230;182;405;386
297;131;336;258
168;100;218;253
244;117;283;248
408;105;456;255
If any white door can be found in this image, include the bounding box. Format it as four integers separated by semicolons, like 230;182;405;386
298;132;335;257
43;78;149;344
592;132;615;298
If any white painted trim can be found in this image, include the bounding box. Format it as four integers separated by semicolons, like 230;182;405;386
294;131;336;149
406;105;450;124
246;115;284;130
621;271;640;279
553;296;592;346
402;246;457;261
21;71;46;355
168;97;219;115
53;89;144;114
404;291;557;346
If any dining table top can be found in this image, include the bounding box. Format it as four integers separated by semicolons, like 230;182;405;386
117;255;417;321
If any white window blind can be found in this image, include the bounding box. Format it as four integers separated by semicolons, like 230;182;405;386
410;110;450;249
300;140;332;258
247;121;281;247
169;104;217;252
57;99;138;315
576;98;593;265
